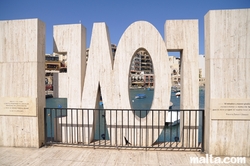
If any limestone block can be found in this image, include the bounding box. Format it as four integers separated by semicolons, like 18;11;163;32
165;20;199;147
106;21;171;146
53;23;113;144
80;22;114;143
205;9;250;156
0;19;45;147
53;24;86;108
0;116;39;146
165;20;199;109
81;23;114;109
0;19;44;63
53;73;68;98
52;24;86;144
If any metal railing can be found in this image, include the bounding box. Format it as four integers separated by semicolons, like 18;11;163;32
44;108;204;151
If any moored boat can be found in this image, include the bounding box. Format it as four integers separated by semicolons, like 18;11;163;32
175;92;181;97
135;94;146;99
169;101;173;109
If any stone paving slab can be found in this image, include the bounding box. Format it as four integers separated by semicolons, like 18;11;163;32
0;146;249;166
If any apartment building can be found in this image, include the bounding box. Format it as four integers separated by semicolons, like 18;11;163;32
130;49;154;88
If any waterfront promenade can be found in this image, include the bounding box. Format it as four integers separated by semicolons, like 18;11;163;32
0;146;249;166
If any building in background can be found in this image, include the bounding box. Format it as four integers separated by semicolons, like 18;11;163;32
130;49;154;88
168;55;205;88
87;45;154;89
169;56;181;87
199;55;205;87
45;53;67;72
45;53;67;96
45;46;205;94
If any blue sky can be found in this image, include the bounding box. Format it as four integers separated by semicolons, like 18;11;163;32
0;0;249;55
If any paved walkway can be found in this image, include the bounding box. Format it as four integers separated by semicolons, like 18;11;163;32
0;146;249;166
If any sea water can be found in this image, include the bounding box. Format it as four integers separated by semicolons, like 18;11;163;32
46;88;205;143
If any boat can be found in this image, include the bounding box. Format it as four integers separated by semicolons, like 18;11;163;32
175;92;181;97
172;119;180;126
135;94;146;99
165;111;180;126
173;89;180;93
45;94;53;99
169;101;173;109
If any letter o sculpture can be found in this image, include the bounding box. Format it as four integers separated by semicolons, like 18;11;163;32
106;21;171;146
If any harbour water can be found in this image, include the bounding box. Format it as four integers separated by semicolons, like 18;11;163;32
129;87;205;110
46;88;205;143
46;87;205;110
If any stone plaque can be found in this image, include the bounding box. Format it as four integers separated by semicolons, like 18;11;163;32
211;99;250;120
0;97;37;116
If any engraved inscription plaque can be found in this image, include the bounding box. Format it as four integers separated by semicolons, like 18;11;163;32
0;97;37;116
211;99;250;120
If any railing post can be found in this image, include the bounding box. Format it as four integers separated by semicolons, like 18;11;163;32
201;110;205;152
146;110;148;151
82;109;84;146
44;108;47;147
115;109;117;148
55;109;57;143
170;109;172;148
50;109;53;143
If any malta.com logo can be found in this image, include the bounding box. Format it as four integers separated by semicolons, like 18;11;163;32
190;154;246;164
